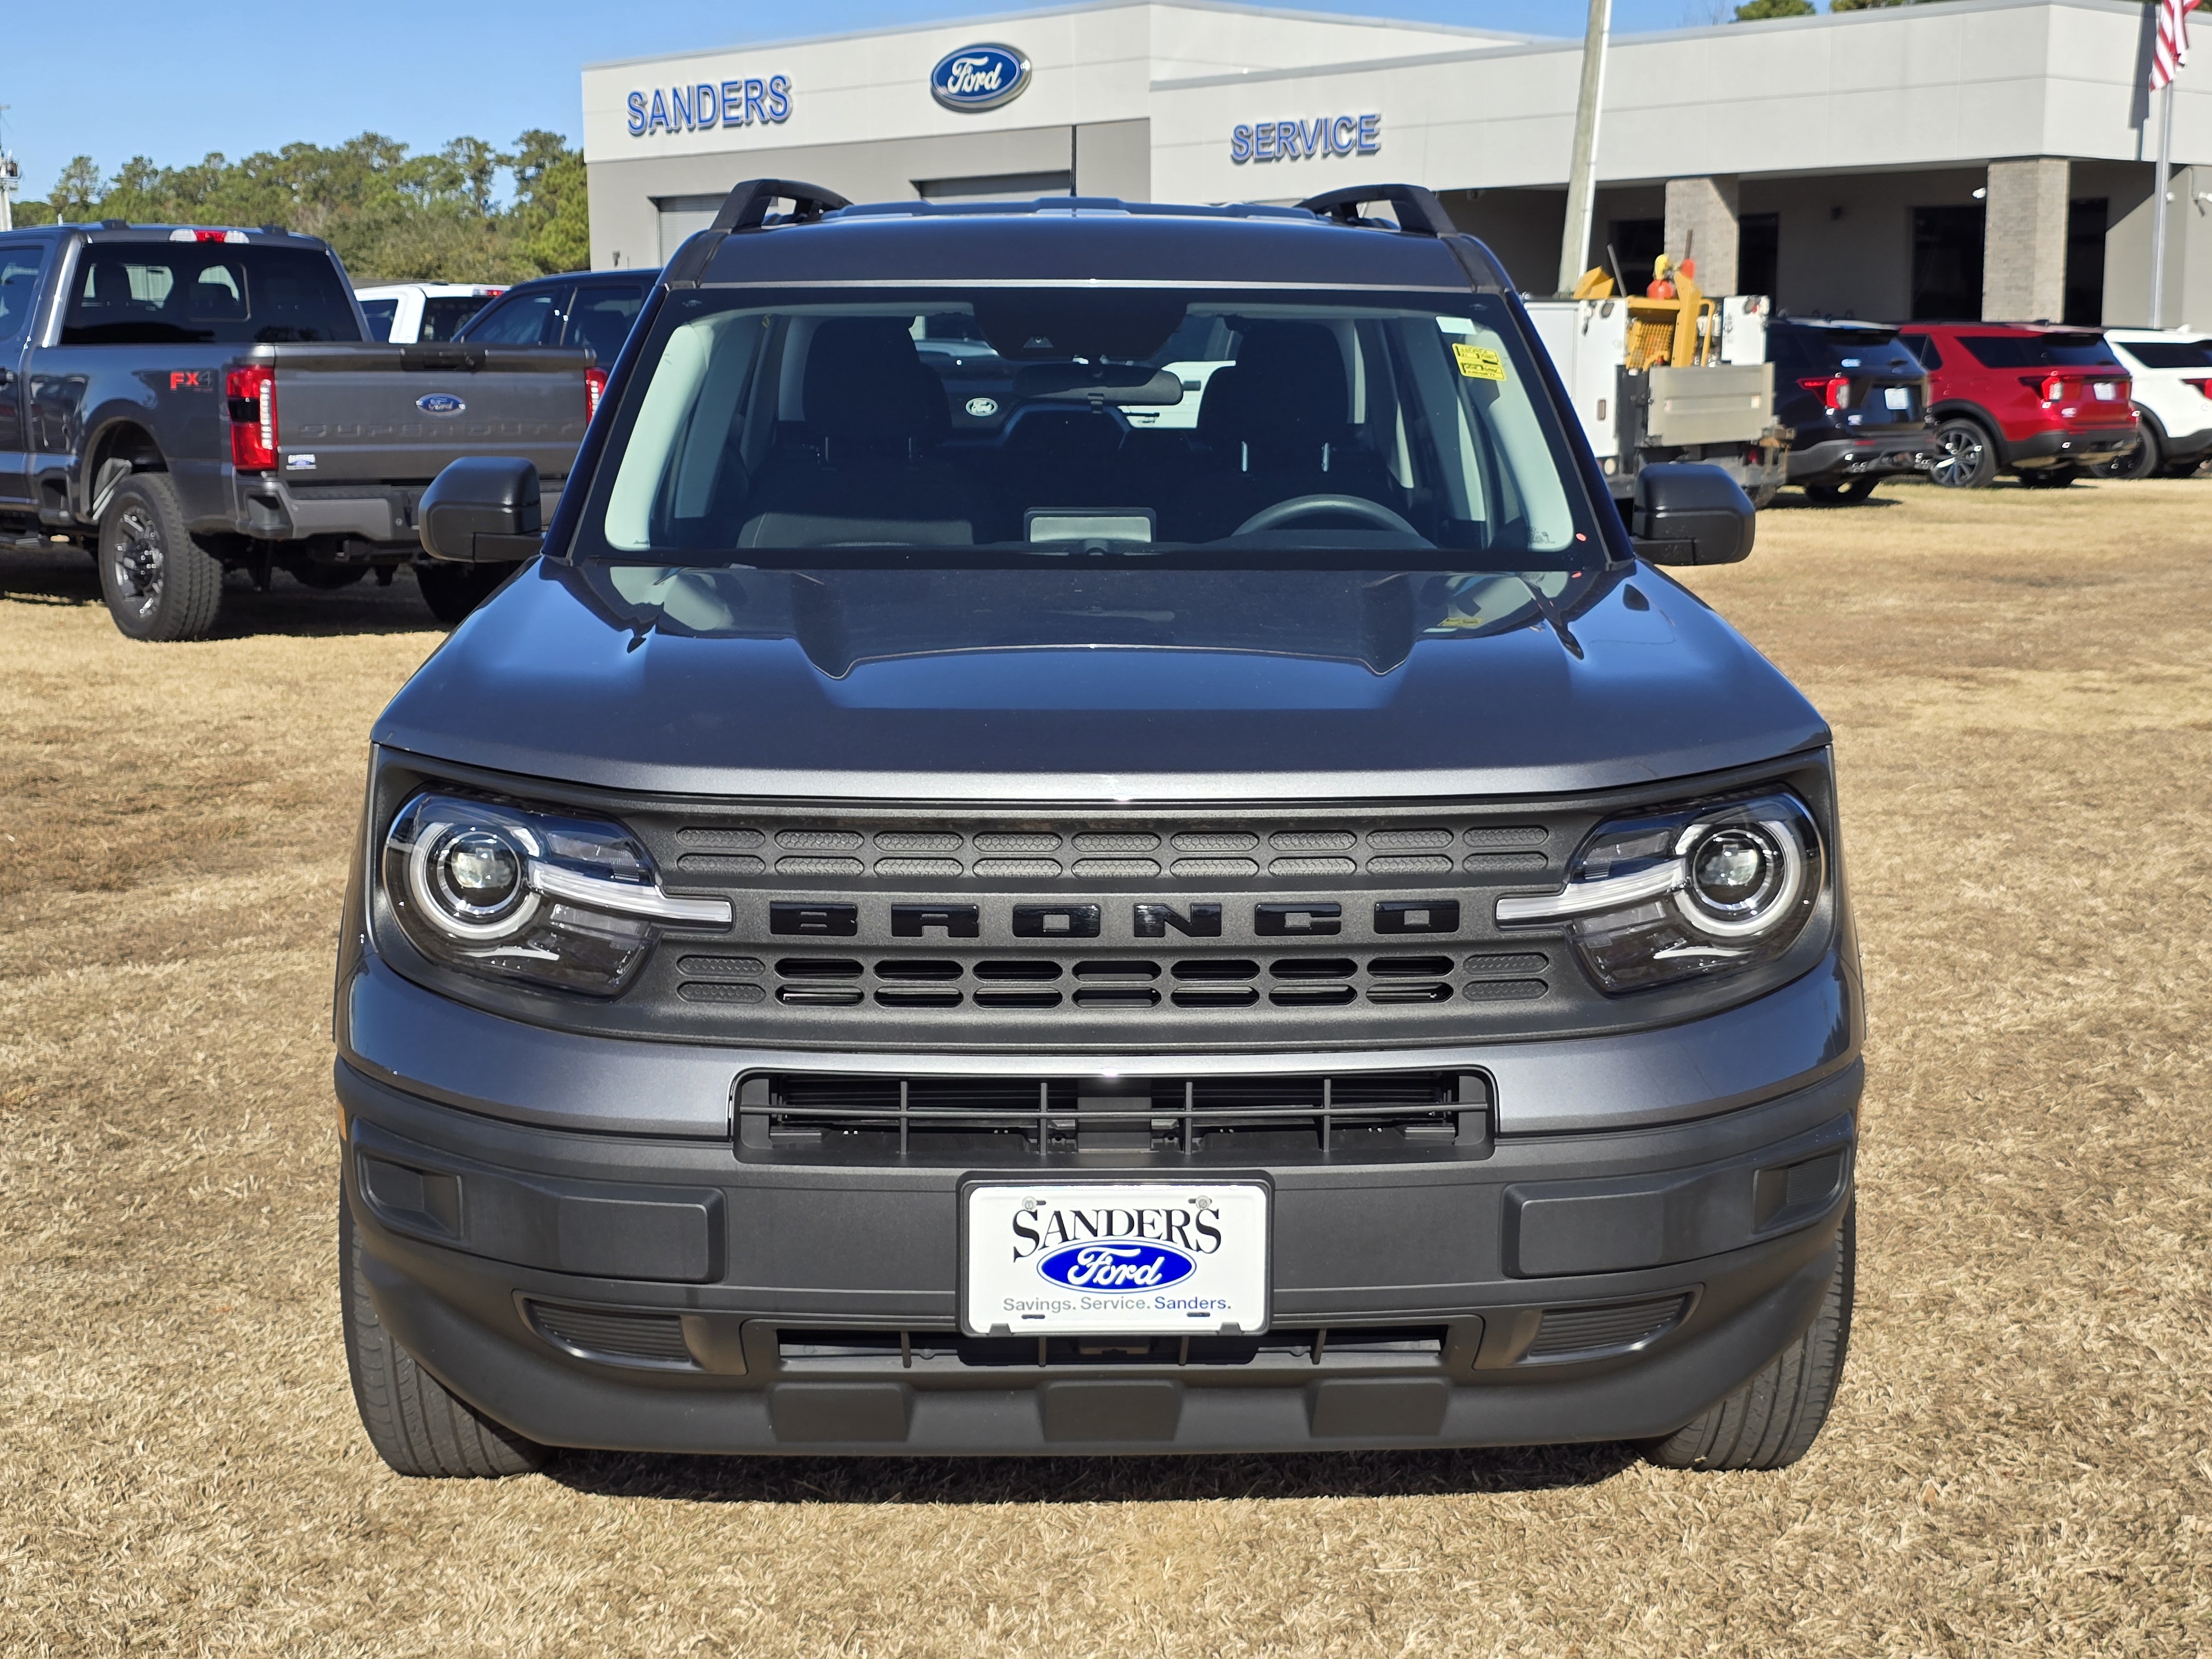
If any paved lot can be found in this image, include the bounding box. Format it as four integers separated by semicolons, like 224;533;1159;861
2;481;2207;1655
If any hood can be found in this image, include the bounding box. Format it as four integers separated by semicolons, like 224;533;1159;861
373;560;1829;802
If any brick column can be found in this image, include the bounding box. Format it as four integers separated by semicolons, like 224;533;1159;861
1665;175;1740;294
1983;157;2070;322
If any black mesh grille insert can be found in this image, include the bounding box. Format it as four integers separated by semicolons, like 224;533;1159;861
1523;1295;1690;1361
739;1070;1490;1163
530;1303;697;1369
775;1326;1447;1371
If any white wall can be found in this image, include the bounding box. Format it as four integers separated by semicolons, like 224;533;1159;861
1149;0;2212;204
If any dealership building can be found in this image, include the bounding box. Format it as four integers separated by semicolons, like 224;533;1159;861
581;0;2212;327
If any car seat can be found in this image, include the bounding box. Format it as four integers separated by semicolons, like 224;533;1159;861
739;319;971;542
1195;321;1394;532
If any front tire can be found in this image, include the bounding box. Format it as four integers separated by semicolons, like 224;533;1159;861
97;473;225;640
1643;1202;1855;1472
341;1197;547;1478
1802;476;1878;505
1928;419;1998;489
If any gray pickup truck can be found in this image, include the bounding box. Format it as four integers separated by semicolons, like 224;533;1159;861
0;225;594;637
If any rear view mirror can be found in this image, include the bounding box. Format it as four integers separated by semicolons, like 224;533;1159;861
1632;463;1756;566
419;457;543;564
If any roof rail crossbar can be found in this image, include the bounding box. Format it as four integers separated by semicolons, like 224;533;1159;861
711;178;853;233
1295;185;1458;239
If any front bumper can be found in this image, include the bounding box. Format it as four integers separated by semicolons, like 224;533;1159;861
1787;430;1934;484
336;953;1863;1456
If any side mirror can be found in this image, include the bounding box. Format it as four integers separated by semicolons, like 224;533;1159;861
1632;463;1756;566
419;457;543;564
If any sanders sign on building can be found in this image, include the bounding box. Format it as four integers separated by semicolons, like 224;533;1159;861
931;44;1032;111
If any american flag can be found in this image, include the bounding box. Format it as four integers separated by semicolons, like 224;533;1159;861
2153;0;2201;90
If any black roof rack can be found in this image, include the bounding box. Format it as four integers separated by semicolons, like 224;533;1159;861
1295;185;1458;238
711;178;852;233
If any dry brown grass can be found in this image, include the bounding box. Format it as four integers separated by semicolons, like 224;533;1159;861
2;482;2208;1656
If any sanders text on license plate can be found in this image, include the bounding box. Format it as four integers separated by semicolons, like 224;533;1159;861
962;1182;1270;1337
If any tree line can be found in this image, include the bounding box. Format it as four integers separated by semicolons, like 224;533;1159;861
11;131;591;283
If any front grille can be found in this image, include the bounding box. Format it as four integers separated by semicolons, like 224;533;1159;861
775;1326;1448;1373
677;949;1550;1018
1521;1295;1690;1362
737;1068;1490;1162
671;818;1552;886
528;1302;696;1369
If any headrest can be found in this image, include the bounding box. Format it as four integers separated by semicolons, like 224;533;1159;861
1198;322;1349;451
804;319;947;451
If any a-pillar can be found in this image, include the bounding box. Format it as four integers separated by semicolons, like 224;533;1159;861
1664;175;1740;294
1983;157;2070;321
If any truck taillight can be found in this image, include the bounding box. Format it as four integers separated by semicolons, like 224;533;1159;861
225;366;277;471
2185;377;2212;400
585;367;607;420
1797;374;1850;410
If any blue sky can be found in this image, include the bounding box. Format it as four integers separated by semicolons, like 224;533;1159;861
1;0;1725;202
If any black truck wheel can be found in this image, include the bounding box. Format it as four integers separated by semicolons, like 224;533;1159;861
1643;1202;1854;1472
1802;477;1878;505
97;473;226;641
1928;419;1997;489
416;560;518;627
341;1197;547;1478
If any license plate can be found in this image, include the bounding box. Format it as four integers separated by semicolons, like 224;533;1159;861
1884;385;1911;410
2093;381;2119;401
961;1181;1270;1337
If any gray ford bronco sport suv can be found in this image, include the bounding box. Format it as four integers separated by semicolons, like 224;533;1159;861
335;181;1860;1477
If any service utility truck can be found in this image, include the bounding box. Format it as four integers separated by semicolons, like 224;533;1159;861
1527;291;1786;507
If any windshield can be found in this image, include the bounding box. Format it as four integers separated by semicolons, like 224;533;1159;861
577;288;1598;570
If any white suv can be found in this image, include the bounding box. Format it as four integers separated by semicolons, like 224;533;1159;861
2098;330;2212;478
353;283;502;345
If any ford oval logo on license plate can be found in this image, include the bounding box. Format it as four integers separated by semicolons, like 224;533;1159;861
931;43;1031;112
1036;1241;1196;1292
416;393;466;416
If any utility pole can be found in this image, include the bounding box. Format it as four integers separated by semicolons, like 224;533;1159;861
1554;0;1613;296
0;107;17;233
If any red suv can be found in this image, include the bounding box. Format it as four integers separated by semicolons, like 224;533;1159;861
1896;323;2136;488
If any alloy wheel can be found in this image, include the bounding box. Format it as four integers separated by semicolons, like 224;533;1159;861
1931;425;1984;488
109;505;165;620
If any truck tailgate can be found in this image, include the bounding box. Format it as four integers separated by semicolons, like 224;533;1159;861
259;343;593;484
1645;363;1773;447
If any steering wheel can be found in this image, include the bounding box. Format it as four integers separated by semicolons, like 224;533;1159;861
1233;494;1421;537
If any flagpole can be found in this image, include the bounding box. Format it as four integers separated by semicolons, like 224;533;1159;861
2152;79;2175;328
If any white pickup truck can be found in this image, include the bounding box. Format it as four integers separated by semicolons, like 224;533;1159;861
354;283;503;345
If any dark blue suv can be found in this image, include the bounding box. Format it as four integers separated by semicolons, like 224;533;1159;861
335;182;1860;1477
1768;319;1937;503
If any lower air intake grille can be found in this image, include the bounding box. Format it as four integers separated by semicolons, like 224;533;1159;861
529;1303;697;1370
738;1069;1491;1163
1522;1295;1690;1362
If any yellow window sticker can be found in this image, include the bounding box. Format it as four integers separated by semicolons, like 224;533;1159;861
1453;342;1505;381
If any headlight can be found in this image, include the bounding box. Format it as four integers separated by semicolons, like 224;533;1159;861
1496;791;1823;993
382;792;730;995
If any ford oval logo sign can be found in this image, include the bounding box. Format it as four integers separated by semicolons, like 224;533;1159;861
1036;1242;1196;1292
931;43;1030;112
416;393;466;416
